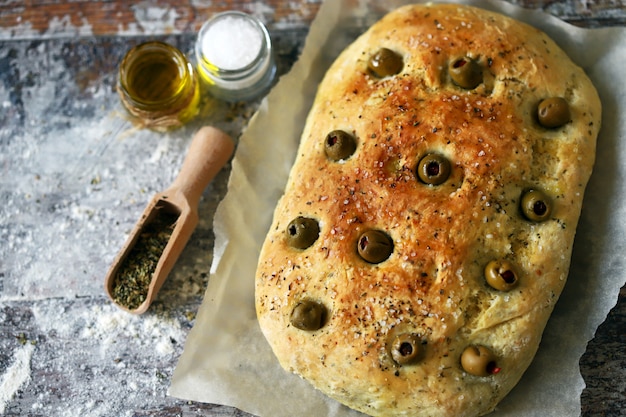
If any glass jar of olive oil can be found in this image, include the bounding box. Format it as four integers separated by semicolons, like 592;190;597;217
118;41;200;131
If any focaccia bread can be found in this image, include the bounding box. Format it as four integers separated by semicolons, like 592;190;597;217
255;3;601;416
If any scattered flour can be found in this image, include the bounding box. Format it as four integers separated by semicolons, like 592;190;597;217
129;3;181;35
0;343;35;415
10;300;192;416
0;14;93;40
29;302;188;358
244;1;276;19
45;15;93;38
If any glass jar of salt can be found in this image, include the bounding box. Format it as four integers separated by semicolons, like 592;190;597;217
195;11;276;102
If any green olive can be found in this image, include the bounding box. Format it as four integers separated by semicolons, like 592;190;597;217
485;259;519;291
290;299;326;331
449;56;482;89
537;97;570;128
417;153;451;185
357;230;393;264
286;216;320;249
461;345;501;376
325;130;357;161
368;48;403;78
390;333;422;365
520;189;552;222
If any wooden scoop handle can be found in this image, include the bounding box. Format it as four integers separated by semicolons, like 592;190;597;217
169;126;235;208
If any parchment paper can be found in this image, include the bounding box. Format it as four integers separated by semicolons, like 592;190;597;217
170;1;626;416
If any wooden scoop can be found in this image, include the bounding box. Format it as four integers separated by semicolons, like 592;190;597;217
104;126;235;314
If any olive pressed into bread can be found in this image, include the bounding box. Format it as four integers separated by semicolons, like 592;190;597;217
255;4;601;417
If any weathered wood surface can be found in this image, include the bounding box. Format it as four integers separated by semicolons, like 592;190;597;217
0;1;624;416
0;0;322;39
0;0;625;40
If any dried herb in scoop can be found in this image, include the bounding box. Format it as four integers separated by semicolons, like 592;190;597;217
112;211;178;310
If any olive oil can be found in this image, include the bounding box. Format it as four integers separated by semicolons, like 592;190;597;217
118;41;199;130
126;54;182;102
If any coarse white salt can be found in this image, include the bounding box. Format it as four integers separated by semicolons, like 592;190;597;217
201;15;263;70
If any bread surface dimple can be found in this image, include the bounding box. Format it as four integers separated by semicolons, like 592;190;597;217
256;4;601;417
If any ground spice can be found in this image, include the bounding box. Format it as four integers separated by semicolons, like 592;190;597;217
112;210;179;310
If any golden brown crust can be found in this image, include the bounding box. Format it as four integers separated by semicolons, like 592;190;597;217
255;4;601;417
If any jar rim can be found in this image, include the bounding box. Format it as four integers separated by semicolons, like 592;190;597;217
195;11;272;77
118;41;194;109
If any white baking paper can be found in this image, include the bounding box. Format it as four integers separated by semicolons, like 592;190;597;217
170;1;626;416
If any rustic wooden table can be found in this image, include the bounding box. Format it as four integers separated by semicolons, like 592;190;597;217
0;1;624;416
